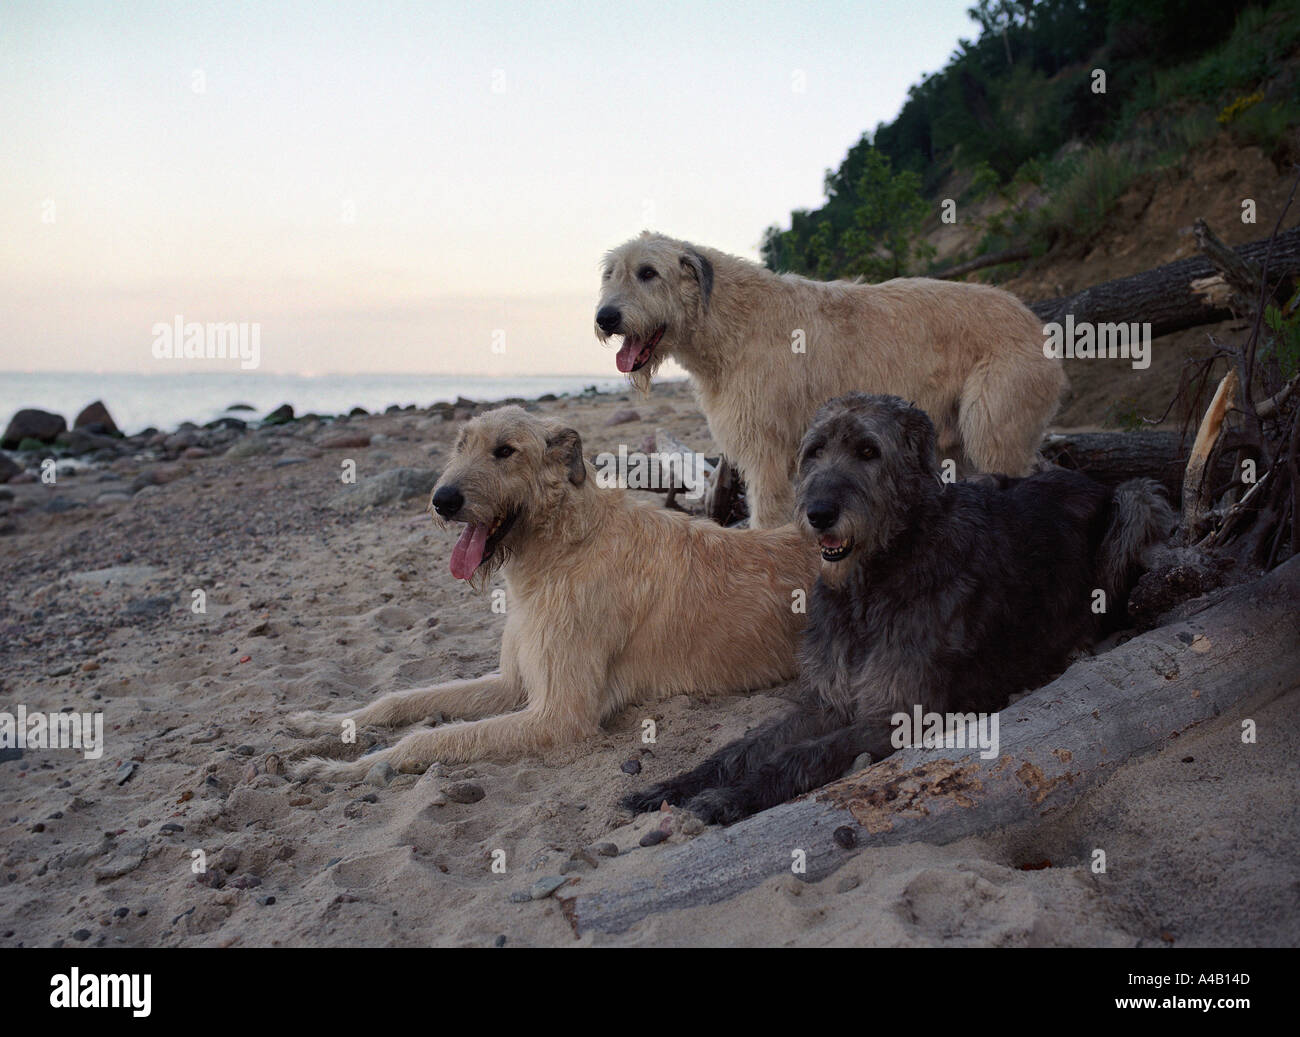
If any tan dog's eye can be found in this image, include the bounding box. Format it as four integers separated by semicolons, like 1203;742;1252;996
494;445;515;460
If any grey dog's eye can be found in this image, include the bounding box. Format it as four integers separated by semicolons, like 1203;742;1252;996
494;445;515;459
637;266;657;282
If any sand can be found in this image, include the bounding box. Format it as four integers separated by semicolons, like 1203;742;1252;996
1;382;1296;947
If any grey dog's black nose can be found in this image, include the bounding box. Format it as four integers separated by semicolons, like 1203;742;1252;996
806;501;840;530
595;306;622;334
432;485;464;519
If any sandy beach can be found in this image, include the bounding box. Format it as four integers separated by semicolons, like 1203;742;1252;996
1;380;1296;948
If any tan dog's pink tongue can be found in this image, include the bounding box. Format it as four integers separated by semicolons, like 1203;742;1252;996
615;339;642;373
449;524;489;580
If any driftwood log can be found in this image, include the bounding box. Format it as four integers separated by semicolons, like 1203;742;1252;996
1028;226;1300;338
1039;428;1242;501
563;555;1300;936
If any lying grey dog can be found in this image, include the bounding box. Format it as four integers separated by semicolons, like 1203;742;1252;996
625;393;1174;824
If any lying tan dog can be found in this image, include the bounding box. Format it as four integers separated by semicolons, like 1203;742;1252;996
291;406;817;777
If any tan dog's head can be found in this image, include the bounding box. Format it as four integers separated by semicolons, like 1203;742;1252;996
595;231;714;393
430;406;586;583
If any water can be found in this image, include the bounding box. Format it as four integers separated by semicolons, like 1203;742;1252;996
0;371;629;435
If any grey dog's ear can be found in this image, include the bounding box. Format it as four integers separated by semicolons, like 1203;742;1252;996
680;248;713;311
545;427;586;486
898;403;938;478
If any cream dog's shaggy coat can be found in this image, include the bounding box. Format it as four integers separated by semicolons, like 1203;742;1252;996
595;232;1065;527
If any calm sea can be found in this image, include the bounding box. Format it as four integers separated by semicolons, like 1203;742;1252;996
0;372;629;435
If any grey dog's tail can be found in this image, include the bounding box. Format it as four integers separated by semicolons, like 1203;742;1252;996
1098;477;1177;599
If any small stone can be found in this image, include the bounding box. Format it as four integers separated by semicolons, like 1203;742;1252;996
114;761;137;785
365;761;396;787
529;875;567;900
835;874;860;894
50;664;74;677
620;759;642;775
833;826;856;850
604;408;641;426
234;744;255;756
72;928;92;941
639;829;669;847
113;907;129;919
509;890;532;903
493;934;506;947
444;781;484;804
257;895;276;906
592;842;619;857
160;823;184;834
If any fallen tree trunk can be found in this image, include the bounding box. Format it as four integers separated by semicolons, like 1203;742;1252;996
1039;428;1238;500
564;554;1300;936
1028;226;1300;338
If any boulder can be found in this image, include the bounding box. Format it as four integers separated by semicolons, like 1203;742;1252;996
327;468;439;511
73;401;120;436
2;409;66;449
0;453;21;483
263;403;294;426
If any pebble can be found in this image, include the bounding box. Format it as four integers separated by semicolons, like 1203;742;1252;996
620;759;642;775
529;875;567;900
50;664;74;677
444;781;485;804
112;907;129;919
365;761;395;787
493;934;506;948
833;826;856;850
114;762;137;785
235;744;255;756
835;874;860;894
72;929;92;941
592;842;619;857
191;727;222;744
508;890;532;903
160;823;184;834
639;829;669;847
257;895;276;906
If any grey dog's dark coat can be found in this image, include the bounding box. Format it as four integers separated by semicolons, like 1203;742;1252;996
624;393;1173;824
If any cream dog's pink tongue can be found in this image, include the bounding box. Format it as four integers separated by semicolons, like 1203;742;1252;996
450;523;489;580
615;337;643;373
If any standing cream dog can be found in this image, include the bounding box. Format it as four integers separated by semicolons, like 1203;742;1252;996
595;232;1064;527
291;406;817;778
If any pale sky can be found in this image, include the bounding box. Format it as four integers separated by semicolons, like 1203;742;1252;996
1;0;977;376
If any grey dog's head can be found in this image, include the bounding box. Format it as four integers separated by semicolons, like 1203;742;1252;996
595;232;714;393
795;393;939;583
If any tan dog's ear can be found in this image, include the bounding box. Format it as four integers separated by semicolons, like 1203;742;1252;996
546;427;586;486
